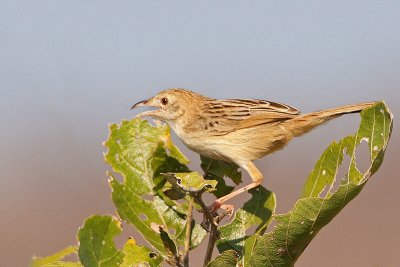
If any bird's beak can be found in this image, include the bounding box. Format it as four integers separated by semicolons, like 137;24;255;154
131;98;161;118
131;99;149;110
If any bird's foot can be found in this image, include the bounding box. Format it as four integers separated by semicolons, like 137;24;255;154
200;201;235;231
218;204;235;220
208;200;234;218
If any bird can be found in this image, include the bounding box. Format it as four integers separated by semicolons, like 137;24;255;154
131;88;375;211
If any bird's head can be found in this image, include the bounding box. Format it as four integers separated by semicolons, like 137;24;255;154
131;88;204;122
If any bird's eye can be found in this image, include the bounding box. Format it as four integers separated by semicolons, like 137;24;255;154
161;97;168;105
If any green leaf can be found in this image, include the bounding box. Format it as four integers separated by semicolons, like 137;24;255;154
158;226;179;259
121;238;163;267
105;119;187;196
163;172;218;193
165;138;190;165
31;246;81;267
78;215;124;267
153;146;191;211
105;118;207;255
207;250;239;267
162;181;187;201
31;263;82;267
201;156;242;198
216;186;275;266
246;101;393;266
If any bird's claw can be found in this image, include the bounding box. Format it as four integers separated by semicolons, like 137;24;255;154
200;202;235;231
219;204;234;221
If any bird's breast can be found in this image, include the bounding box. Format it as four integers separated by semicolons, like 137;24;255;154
168;122;233;161
168;121;293;163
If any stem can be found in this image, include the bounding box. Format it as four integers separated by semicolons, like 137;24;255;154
204;224;218;267
195;196;219;267
183;196;194;267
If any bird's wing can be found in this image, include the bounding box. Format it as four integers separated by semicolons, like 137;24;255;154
200;99;300;135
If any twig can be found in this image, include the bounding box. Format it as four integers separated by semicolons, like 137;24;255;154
194;195;219;267
204;224;218;267
176;259;184;267
183;196;194;267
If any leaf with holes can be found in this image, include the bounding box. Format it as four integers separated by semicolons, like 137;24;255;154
163;172;218;193
245;102;393;266
105;119;207;255
78;215;124;267
216;186;275;265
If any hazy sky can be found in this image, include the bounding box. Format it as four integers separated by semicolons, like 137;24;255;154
1;1;399;266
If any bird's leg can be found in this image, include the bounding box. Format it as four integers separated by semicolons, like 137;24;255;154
210;161;264;212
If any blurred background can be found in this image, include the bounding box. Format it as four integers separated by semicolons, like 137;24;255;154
0;1;399;266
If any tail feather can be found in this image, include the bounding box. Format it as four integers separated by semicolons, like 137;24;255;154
284;101;377;137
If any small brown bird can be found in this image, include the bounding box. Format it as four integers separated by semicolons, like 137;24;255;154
132;88;375;211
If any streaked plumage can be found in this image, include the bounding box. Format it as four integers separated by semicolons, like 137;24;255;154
132;88;376;209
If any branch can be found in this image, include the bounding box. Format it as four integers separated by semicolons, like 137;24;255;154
204;223;218;267
183;196;194;267
194;195;219;267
